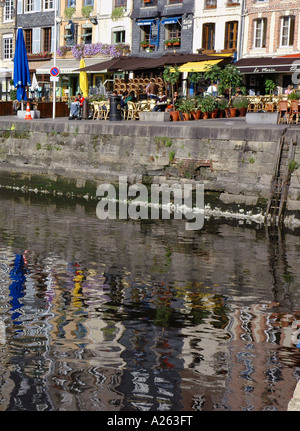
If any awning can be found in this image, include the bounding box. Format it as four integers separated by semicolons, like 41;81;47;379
235;56;300;74
175;59;223;72
162;16;181;25
137;19;155;26
36;57;113;75
0;67;12;77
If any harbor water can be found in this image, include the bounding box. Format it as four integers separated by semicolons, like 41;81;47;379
0;190;300;411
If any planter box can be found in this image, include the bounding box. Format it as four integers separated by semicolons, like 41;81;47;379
246;112;279;125
0;101;13;116
139;112;170;122
37;101;69;118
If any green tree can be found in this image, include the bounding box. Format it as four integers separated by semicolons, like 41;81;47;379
163;65;180;105
204;64;242;104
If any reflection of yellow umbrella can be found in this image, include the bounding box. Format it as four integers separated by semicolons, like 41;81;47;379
79;58;88;98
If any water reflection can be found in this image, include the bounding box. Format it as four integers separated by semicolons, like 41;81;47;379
0;192;299;410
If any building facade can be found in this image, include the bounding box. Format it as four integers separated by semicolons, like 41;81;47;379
193;0;242;58
236;0;300;94
131;0;194;57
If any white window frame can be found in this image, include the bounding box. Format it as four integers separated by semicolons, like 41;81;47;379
253;18;266;48
3;34;13;60
43;0;54;10
112;27;126;44
4;0;14;22
24;0;34;12
280;16;294;47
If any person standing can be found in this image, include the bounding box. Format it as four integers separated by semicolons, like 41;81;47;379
147;79;159;99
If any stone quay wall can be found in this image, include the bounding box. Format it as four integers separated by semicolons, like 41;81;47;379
0;118;299;221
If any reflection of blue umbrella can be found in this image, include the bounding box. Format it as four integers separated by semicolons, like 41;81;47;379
13;28;31;102
9;254;26;323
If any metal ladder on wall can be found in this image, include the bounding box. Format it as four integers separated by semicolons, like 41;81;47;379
265;137;297;225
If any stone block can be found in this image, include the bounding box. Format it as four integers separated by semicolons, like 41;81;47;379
245;112;279;125
286;199;300;211
17;110;40;119
139;112;170;122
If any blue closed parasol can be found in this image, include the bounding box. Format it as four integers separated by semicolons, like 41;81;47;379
13;28;31;102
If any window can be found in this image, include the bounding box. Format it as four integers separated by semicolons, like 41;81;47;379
224;21;238;50
253;18;266;48
202;23;215;51
164;18;181;48
115;0;126;6
80;26;92;44
3;35;13;59
113;29;125;44
64;22;77;46
205;0;217;9
44;0;53;9
43;27;51;52
24;29;32;52
140;24;151;45
67;0;76;6
280;16;295;47
4;0;13;21
24;0;34;12
142;0;158;7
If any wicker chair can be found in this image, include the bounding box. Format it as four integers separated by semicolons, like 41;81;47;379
289;100;300;124
127;101;139;120
277;100;290;124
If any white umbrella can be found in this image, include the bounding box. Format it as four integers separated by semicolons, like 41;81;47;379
30;73;38;93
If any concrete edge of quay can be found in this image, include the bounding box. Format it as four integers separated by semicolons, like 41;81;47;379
0;115;300;230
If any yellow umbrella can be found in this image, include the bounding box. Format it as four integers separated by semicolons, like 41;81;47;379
79;58;88;98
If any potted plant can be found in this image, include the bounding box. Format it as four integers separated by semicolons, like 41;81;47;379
232;96;249;116
64;7;75;19
176;98;192;120
111;6;125;21
197;95;217;119
81;5;93;18
165;39;172;47
265;78;278;95
163;65;180;105
171;38;180;46
217;98;228;117
288;92;300;101
140;41;149;48
204;64;242;106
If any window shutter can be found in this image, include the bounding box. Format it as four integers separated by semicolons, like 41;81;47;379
262;18;267;48
32;27;41;53
51;26;55;52
34;0;41;12
202;24;207;50
17;0;22;14
289;16;295;45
